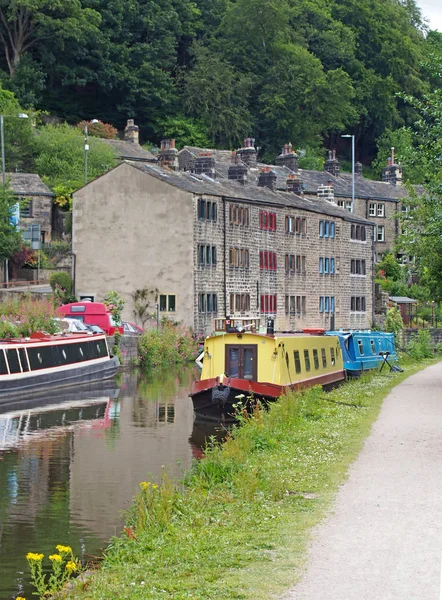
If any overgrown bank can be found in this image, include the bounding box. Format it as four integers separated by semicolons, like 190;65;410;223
53;357;437;600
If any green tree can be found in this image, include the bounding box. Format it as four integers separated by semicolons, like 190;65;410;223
33;123;116;191
0;83;34;172
0;181;24;263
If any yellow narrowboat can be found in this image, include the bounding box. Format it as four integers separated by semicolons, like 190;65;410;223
190;331;344;420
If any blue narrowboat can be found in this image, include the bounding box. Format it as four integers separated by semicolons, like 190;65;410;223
326;331;398;376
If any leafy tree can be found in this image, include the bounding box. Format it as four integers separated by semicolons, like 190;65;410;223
0;83;34;172
0;181;23;263
33;123;116;191
155;117;211;149
76;120;118;140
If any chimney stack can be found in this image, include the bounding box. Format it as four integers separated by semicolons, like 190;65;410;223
228;151;248;184
124;119;140;144
317;182;335;204
236;137;257;168
275;143;299;172
382;147;403;186
324;149;340;176
355;161;363;176
192;153;216;178
258;167;277;192
286;174;303;195
158;139;179;170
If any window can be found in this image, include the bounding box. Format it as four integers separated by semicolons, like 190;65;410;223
259;211;276;231
197;199;217;221
330;347;335;365
197;245;216;266
350;259;366;275
351;224;366;241
321;348;327;368
199;293;218;313
319;257;335;275
313;349;319;370
260;251;277;270
369;203;376;217
285;215;307;234
351;296;366;312
260;294;277;313
357;340;364;355
319;220;335;238
285;295;306;314
377;225;385;242
293;350;301;373
377;203;385;217
370;340;376;354
229;247;249;268
304;349;311;371
229;204;249;226
285;254;306;274
159;294;176;312
230;293;250;313
20;200;32;218
319;296;335;313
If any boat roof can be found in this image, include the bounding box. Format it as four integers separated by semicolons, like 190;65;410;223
0;332;104;345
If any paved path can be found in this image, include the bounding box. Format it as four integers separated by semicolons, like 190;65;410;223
282;362;442;600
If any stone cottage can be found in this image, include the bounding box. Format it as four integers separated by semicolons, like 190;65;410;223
72;150;374;335
9;173;54;243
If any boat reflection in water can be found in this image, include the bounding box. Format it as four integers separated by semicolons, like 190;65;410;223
0;382;120;451
189;417;230;459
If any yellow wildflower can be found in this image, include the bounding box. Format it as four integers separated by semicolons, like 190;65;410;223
139;481;150;490
49;554;62;562
65;561;78;573
152;484;158;489
16;596;26;600
56;545;72;555
26;553;44;562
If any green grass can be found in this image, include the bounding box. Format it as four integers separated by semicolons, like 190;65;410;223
69;356;437;600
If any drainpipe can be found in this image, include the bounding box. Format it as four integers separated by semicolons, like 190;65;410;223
69;252;76;297
223;197;227;318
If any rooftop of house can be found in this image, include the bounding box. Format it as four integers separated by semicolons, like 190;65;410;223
125;161;373;226
103;139;157;162
179;145;411;202
7;173;54;197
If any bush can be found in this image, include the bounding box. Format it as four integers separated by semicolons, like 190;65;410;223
49;271;72;295
407;330;433;360
0;296;60;337
385;306;404;338
138;319;198;369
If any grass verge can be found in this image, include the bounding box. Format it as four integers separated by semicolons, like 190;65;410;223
69;356;438;600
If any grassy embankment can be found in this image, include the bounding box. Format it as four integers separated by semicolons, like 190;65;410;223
70;356;438;600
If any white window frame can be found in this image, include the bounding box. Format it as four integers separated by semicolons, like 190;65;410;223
376;225;385;242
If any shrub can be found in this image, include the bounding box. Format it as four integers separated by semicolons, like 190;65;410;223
385;306;404;338
76;120;118;139
0;296;60;337
138;319;198;369
407;329;433;360
49;271;72;294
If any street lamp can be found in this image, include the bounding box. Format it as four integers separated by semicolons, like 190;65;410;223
341;134;355;213
84;119;99;185
0;112;29;287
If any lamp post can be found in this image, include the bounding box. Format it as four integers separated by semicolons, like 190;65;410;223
0;112;29;286
341;134;355;213
84;119;99;185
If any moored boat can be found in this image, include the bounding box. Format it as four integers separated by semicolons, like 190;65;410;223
325;330;398;376
190;331;345;420
0;332;119;402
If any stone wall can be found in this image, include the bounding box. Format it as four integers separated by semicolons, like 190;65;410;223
107;335;139;367
401;328;442;348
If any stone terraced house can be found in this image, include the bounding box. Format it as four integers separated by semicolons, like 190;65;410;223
73;140;375;336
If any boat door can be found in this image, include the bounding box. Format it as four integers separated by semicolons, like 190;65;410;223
225;345;257;380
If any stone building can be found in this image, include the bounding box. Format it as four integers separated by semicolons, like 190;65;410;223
73;154;374;335
9;173;54;243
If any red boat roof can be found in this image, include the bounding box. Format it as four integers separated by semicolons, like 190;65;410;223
0;332;104;344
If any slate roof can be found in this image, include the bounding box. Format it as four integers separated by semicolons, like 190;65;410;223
127;161;373;226
389;296;417;304
178;145;411;201
8;173;54;197
104;139;157;162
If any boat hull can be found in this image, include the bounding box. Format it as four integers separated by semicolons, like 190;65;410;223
191;370;344;421
0;356;120;403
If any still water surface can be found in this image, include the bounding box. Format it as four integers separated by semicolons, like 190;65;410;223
0;367;222;599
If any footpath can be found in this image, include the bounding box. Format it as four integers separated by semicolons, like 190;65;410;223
282;361;442;600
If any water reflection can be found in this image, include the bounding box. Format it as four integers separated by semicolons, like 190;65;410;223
0;365;213;600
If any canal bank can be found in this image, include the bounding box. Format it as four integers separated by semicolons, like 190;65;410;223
59;357;436;600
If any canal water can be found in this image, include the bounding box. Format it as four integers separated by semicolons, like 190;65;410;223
0;367;224;599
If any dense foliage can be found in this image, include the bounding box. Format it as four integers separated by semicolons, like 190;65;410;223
138;319;198;369
0;296;59;338
0;0;439;162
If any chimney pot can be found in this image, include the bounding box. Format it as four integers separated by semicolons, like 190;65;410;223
124;118;140;144
158;138;179;170
258;168;277;191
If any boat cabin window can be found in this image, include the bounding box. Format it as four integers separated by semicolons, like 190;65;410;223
321;348;327;368
357;340;364;355
0;350;7;374
293;350;301;374
313;349;319;370
370;340;376;354
18;348;30;372
304;349;311;372
330;347;335;365
27;339;108;371
225;345;257;381
6;349;21;374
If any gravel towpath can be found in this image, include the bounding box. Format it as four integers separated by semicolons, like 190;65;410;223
282;361;442;600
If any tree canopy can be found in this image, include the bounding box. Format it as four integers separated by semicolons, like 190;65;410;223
0;0;436;161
